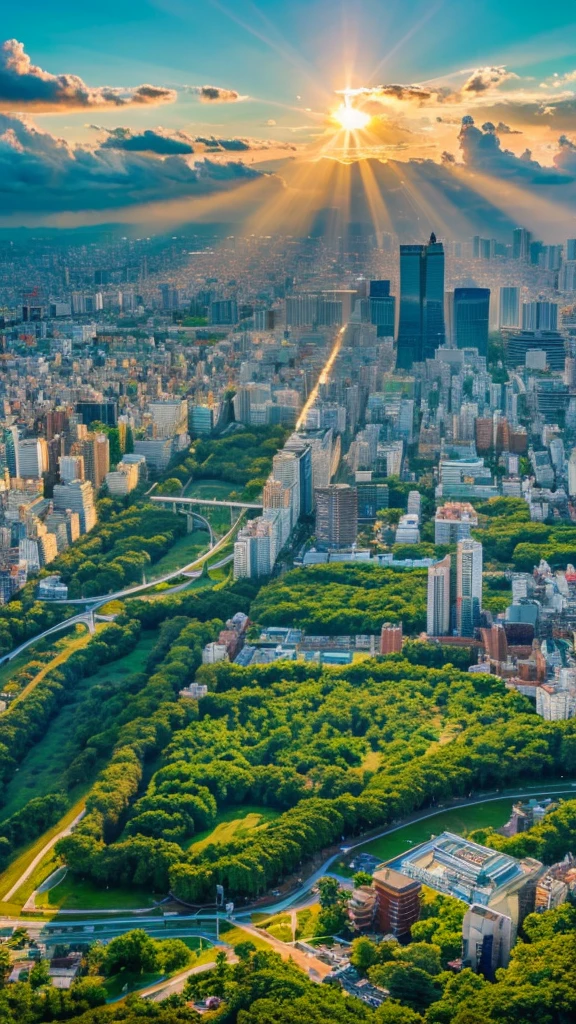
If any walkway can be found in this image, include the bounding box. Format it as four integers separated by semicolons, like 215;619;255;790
2;807;86;904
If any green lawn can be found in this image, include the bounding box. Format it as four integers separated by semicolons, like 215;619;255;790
357;790;576;864
36;877;159;911
148;530;209;577
104;970;163;999
186;806;280;854
218;922;271;952
0;633;157;823
183;479;238;500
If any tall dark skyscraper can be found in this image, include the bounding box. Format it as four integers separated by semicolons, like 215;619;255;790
454;288;490;356
369;279;395;336
396;233;445;369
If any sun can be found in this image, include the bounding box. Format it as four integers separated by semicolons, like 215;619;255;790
333;102;371;132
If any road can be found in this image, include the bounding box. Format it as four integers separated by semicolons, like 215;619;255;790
44;513;243;607
2;808;86;904
0;516;241;665
235;781;576;917
0;612;95;664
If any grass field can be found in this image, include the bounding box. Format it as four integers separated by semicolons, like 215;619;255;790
183;478;238;500
36;876;160;911
9;628;93;708
186;806;280;854
219;922;271;952
148;529;209;577
0;633;157;824
356;790;576;865
104;970;163;999
0;627;89;698
0;796;87;912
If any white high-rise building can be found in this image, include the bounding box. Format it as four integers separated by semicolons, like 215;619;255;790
272;450;301;524
427;555;452;637
568;449;576;497
456;539;483;636
17;438;49;479
59;455;85;483
53;480;97;534
148;400;188;439
499;287;520;328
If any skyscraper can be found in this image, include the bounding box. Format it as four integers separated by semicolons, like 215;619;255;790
456;539;483;637
369;280;395;336
522;301;558;331
396;233;445;369
512;227;532;261
454;288;490;356
315;484;358;550
2;426;19;478
427;555;451;637
499;287;520;328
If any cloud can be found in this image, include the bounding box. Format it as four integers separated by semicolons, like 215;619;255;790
265;119;277;126
0;114;264;215
95;127;195;155
458;115;570;183
91;125;296;155
338;84;434;104
462;66;518;94
184;84;247;103
553;134;576;172
496;121;522;134
0;38;176;112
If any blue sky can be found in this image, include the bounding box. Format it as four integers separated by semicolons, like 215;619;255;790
3;1;576;230
9;0;576;138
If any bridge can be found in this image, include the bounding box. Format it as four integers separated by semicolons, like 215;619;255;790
151;495;263;510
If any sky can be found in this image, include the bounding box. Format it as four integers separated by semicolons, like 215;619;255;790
3;0;576;235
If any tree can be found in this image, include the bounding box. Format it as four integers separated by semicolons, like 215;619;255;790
29;958;51;990
317;876;342;908
353;871;374;888
161;478;183;496
350;936;380;971
157;939;191;973
369;962;441;1012
0;946;10;988
104;930;160;976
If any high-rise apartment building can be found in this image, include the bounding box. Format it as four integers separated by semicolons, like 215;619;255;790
434;502;478;545
17;438;49;480
462;905;512;978
396;233;445;369
2;426;19;478
456;538;483;637
58;455;85;484
454;288;490;356
72;433;109;491
427;554;452;636
315;484;358;549
148;400;188;439
52;480;97;534
372;867;422;938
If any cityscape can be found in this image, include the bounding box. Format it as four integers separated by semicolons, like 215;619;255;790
0;3;575;1024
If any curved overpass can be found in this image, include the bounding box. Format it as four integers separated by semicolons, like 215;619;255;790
41;514;242;609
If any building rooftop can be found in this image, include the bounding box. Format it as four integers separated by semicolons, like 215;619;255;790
391;831;542;905
372;866;421;893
